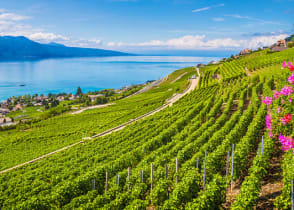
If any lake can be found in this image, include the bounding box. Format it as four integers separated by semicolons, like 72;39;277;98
0;56;220;101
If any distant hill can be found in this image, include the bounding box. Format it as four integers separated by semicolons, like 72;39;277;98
0;36;132;60
285;34;294;42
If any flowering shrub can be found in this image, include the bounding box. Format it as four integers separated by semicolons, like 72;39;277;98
263;62;294;153
283;61;294;71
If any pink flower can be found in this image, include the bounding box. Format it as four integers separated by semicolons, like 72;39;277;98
282;62;294;72
289;97;292;103
284;114;292;123
279;134;294;151
283;61;288;68
277;106;281;113
281;114;292;125
268;131;273;138
288;74;294;84
263;96;272;105
280;86;294;96
283;62;293;68
273;91;281;99
265;115;272;130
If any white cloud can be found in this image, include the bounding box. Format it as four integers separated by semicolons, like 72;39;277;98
71;38;103;48
224;14;283;25
107;42;116;47
108;35;243;49
192;3;224;13
192;7;211;13
213;17;224;22
0;8;288;51
27;32;70;43
0;12;30;21
247;34;288;48
107;34;289;50
0;10;103;48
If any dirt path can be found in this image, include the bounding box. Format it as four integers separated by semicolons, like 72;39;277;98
170;72;188;84
256;139;283;209
0;141;81;174
0;74;199;174
71;103;114;114
124;77;166;99
245;67;253;77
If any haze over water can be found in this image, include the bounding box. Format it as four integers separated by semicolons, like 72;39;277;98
0;56;220;101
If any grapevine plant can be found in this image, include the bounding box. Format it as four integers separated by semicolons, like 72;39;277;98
263;62;294;153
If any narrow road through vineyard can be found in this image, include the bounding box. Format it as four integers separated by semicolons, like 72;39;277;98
0;72;199;175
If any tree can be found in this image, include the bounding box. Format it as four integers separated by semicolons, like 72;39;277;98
287;42;294;48
76;86;82;96
95;96;108;105
42;100;49;109
51;99;59;108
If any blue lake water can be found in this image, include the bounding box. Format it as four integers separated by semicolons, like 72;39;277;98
0;56;220;100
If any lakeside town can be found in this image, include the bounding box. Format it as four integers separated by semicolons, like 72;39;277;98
0;84;144;127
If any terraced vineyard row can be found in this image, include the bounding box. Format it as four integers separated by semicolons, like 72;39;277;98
1;47;294;209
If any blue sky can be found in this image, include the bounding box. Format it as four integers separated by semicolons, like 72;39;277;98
0;0;293;53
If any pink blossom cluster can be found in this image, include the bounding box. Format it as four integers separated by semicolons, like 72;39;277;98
273;91;281;99
279;134;294;153
268;62;294;153
262;62;294;106
282;61;294;71
265;115;273;138
264;87;294;106
288;74;294;84
282;61;293;68
277;106;281;113
280;86;294;96
263;96;272;105
281;114;292;125
266;115;271;130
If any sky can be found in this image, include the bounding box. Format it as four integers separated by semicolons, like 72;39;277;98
0;0;293;54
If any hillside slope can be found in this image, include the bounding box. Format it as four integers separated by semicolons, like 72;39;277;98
0;48;294;209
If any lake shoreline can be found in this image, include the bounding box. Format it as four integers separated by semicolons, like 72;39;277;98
0;55;221;101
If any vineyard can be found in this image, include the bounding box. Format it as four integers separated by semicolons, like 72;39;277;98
0;48;294;209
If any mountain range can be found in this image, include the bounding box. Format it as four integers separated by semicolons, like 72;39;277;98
0;36;131;60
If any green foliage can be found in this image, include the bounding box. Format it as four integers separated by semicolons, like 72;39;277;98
1;48;294;209
232;135;274;209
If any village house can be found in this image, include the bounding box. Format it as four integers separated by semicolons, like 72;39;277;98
276;39;286;47
37;96;49;101
0;117;12;124
209;60;219;65
88;94;104;102
240;48;252;55
1;100;8;109
269;39;288;52
57;96;65;101
34;102;43;106
12;103;23;112
0;108;10;115
197;63;205;68
69;94;79;100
